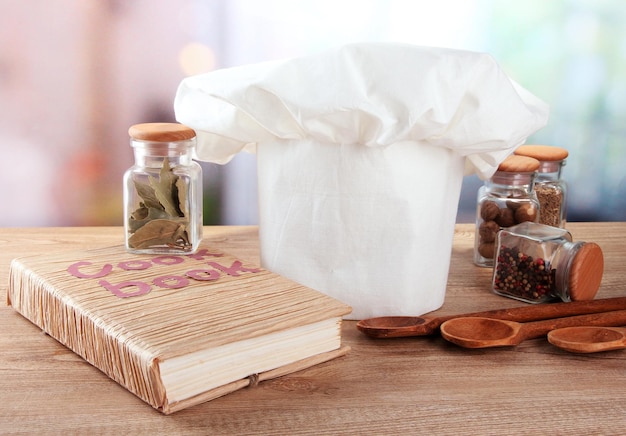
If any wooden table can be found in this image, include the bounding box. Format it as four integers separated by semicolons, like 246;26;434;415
1;223;625;434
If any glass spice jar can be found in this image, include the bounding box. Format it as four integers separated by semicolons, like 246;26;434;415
492;222;604;303
474;155;541;267
515;145;568;228
124;123;203;254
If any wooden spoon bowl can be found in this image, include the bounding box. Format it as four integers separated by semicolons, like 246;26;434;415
440;317;522;348
548;326;626;353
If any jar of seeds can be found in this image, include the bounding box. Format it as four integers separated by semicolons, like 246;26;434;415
492;222;604;303
474;155;540;267
515;145;568;228
124;123;203;254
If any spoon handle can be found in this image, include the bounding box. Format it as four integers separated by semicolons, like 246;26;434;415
519;309;626;341
451;296;626;325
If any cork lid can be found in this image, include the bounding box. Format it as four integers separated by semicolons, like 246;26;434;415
128;123;196;142
515;145;569;162
569;243;604;301
497;155;540;172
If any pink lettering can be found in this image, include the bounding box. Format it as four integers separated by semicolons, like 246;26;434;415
68;251;259;299
188;248;223;261
153;275;189;289
98;279;151;298
207;260;262;277
117;260;151;271
67;261;113;279
152;256;185;266
186;269;220;281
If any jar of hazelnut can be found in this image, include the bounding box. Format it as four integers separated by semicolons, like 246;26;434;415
492;222;604;303
514;145;568;228
474;155;540;267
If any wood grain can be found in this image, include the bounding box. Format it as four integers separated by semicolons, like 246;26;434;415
2;223;626;434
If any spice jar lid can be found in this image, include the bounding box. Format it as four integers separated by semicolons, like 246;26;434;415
569;242;604;301
129;123;196;142
497;155;540;173
515;145;569;162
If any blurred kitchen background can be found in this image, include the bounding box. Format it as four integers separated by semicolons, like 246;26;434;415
1;0;625;227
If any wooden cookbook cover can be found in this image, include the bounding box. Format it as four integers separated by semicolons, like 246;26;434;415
6;244;352;414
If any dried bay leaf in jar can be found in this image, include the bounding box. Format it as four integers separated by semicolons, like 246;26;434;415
124;123;203;254
492;222;604;303
474;155;541;267
515;145;569;228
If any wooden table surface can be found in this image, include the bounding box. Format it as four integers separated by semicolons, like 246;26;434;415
1;223;625;435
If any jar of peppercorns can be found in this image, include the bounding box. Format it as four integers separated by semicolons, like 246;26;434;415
492;222;604;303
474;155;541;267
515;145;568;228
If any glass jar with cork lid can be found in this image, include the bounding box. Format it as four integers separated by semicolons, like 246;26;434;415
492;222;604;303
514;145;568;228
474;155;541;267
124;123;203;254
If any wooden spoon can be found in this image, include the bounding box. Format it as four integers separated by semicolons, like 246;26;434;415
439;309;626;349
356;297;626;338
548;326;626;353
